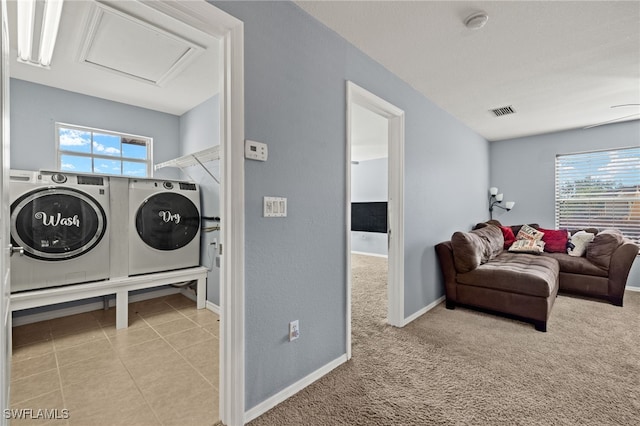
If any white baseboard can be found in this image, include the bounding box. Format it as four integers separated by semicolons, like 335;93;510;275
402;295;446;326
206;300;221;315
627;286;640;293
244;354;348;423
12;286;180;327
351;251;388;258
179;287;220;314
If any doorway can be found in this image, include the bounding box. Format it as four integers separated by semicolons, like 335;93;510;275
346;82;405;359
0;1;245;425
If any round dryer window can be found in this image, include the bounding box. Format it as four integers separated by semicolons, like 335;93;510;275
135;193;200;251
11;188;107;260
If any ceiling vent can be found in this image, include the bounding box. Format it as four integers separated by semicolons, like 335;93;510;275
78;3;204;87
491;105;516;117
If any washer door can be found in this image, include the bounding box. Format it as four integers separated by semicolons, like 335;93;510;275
135;192;199;251
11;188;107;261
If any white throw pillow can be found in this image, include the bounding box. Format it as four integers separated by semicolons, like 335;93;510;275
508;239;545;254
567;231;595;257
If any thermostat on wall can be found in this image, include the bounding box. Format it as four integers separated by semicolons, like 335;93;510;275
245;140;268;161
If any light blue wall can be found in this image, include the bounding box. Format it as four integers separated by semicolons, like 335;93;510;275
489;120;640;286
214;0;490;411
351;158;388;255
9;78;180;179
179;95;221;305
344;44;490;317
9;78;184;319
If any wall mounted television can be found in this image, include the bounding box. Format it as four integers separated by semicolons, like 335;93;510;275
351;202;388;234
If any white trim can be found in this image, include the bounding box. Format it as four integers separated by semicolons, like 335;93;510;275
345;86;352;360
218;12;245;426
346;82;406;349
626;286;640;293
351;251;388;258
244;354;348;423
11;286;180;327
205;300;221;315
401;296;445;326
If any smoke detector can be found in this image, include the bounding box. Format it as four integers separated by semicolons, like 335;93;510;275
465;12;489;30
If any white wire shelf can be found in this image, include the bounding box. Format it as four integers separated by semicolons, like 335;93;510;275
154;145;220;171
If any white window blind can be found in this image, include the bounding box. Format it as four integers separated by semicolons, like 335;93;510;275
555;147;640;245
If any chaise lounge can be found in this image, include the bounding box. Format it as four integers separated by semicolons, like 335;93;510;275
435;222;639;331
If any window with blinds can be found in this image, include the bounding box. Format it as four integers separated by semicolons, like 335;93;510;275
555;147;640;245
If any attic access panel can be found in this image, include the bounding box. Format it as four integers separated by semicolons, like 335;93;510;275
78;3;204;86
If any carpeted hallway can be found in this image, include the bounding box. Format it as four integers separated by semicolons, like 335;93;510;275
249;254;640;425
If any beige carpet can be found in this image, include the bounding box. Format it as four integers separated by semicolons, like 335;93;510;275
249;254;640;425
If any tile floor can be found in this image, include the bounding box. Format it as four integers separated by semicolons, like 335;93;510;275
10;293;219;426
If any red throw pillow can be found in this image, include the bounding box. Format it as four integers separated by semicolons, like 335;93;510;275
499;226;517;249
538;228;569;253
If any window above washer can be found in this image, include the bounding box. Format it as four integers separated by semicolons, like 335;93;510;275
56;123;152;177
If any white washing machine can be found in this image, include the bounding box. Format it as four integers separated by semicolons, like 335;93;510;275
128;178;201;276
9;170;111;292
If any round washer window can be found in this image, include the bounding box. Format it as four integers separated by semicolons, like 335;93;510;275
135;192;199;251
11;188;107;261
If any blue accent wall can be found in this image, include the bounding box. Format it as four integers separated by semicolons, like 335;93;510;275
179;95;221;305
9;78;181;179
214;1;490;411
490;120;640;286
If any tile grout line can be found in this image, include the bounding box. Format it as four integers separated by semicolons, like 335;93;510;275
100;311;164;426
145;302;219;389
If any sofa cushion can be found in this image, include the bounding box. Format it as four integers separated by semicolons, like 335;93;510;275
451;232;484;273
586;229;624;270
541;252;608;277
516;224;545;241
450;225;504;273
476;225;504;259
538;228;570;253
567;230;595;257
499;226;517;249
457;252;559;298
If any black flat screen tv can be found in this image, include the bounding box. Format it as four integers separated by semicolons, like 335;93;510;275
351;202;387;234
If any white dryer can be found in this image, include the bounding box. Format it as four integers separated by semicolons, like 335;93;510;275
9;170;110;292
128;178;201;276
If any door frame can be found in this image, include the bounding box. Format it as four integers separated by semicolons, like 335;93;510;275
346;81;405;359
0;0;11;420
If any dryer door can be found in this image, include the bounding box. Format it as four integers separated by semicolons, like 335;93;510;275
10;188;107;260
135;192;199;251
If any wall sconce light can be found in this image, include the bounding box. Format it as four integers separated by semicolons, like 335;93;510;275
17;0;64;68
489;187;515;219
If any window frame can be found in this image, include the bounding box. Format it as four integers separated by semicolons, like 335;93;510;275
56;122;153;177
555;146;640;246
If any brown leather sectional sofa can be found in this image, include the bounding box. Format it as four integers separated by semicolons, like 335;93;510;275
435;223;639;332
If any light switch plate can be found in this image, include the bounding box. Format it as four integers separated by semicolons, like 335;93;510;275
245;140;268;161
264;196;287;217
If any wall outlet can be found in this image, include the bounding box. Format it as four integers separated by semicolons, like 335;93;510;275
289;320;300;342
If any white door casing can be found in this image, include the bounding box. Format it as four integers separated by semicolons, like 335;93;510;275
346;81;405;359
0;0;11;421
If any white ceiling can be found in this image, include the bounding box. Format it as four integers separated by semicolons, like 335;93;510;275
6;0;220;116
296;0;640;141
351;102;388;162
